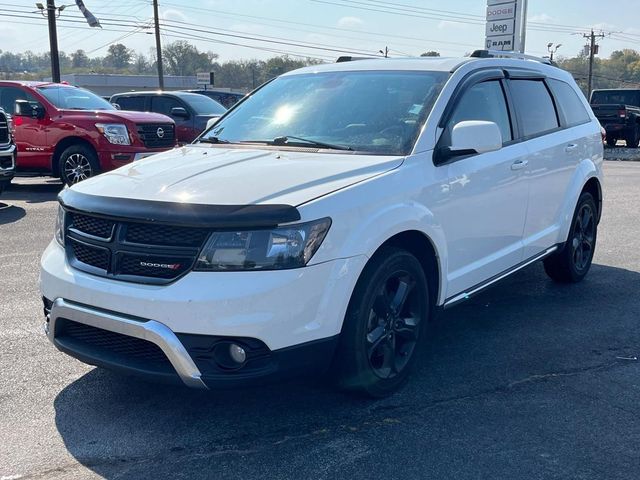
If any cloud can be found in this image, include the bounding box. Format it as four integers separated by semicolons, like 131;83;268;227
338;16;364;29
161;8;189;23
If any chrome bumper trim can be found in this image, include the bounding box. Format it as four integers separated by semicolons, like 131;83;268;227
48;298;207;389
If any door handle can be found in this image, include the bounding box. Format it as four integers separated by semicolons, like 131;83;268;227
565;143;578;152
511;159;529;171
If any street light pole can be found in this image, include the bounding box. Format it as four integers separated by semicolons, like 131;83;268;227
152;0;164;90
46;0;61;82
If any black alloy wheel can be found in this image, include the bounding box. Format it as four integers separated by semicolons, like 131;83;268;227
571;202;596;273
366;272;420;379
333;247;430;397
544;191;598;283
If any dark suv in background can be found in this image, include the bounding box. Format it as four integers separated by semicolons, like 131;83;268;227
110;91;227;144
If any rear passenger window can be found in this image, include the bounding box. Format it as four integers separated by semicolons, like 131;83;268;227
114;96;146;111
547;79;591;126
509;80;559;137
448;80;512;143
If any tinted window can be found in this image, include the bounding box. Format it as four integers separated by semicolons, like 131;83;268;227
114;96;146;111
201;70;449;155
0;87;37;114
448;80;512;143
182;94;226;115
548;79;591;126
151;96;184;117
590;90;639;106
509;80;559;137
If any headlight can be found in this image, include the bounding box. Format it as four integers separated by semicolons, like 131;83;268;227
6;114;13;138
55;205;66;246
95;123;130;145
194;218;331;271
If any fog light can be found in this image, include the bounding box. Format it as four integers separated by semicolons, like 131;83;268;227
229;344;246;364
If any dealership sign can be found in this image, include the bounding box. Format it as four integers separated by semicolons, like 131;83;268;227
485;0;527;52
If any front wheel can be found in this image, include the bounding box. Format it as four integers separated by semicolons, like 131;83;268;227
332;247;430;397
544;192;598;283
60;145;99;186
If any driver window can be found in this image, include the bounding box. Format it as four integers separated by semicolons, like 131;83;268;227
448;80;512;144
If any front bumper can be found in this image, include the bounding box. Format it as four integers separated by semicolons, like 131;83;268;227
40;241;368;388
0;144;16;182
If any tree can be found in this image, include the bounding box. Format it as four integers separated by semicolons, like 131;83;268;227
420;51;440;57
71;50;90;69
162;41;218;76
104;43;133;69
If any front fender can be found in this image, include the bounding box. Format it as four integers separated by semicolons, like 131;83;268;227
300;160;450;305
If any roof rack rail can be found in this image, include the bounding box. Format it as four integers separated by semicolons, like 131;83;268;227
469;50;555;66
336;56;379;63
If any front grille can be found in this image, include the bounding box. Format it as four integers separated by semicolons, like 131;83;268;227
137;123;175;149
0;113;8;144
71;213;115;239
70;239;110;270
56;319;174;372
125;223;208;247
65;212;208;284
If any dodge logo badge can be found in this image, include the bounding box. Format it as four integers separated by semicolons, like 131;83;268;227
140;261;182;270
156;127;165;138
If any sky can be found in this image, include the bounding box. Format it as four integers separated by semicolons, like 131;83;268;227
1;0;640;62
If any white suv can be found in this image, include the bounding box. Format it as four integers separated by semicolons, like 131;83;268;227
40;52;604;396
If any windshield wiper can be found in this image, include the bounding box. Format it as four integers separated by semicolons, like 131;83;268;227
272;135;353;151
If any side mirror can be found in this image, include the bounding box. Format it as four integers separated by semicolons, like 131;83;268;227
111;102;121;110
170;107;189;119
15;100;45;119
440;120;502;161
206;117;220;131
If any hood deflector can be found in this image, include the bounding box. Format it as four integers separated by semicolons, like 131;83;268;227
59;188;301;228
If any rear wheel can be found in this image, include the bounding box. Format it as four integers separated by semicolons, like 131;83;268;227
60;144;99;186
626;127;640;148
333;247;430;397
544;192;597;283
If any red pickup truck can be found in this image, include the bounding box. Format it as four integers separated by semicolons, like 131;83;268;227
0;81;177;185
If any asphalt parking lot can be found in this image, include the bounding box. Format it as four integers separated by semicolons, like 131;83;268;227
1;162;639;480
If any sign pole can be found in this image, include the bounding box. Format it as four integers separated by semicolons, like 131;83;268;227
519;0;528;53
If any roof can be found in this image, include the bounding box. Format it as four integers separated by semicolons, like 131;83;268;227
111;90;210;99
283;57;471;76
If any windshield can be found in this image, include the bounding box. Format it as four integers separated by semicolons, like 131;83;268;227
37;85;115;110
591;90;640;106
184;94;226;115
200;70;449;155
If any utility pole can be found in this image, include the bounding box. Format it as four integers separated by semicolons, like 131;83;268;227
584;30;605;98
379;46;389;58
46;0;61;83
152;0;164;90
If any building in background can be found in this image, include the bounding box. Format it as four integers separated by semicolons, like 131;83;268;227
54;74;245;97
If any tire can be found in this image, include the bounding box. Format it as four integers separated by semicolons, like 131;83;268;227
544;192;598;283
606;137;617;147
626;127;640;148
59;144;99;186
332;247;430;397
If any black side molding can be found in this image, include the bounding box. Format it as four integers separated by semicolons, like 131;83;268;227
58;188;301;228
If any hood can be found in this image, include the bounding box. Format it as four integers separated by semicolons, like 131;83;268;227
61;109;174;124
72;144;404;206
